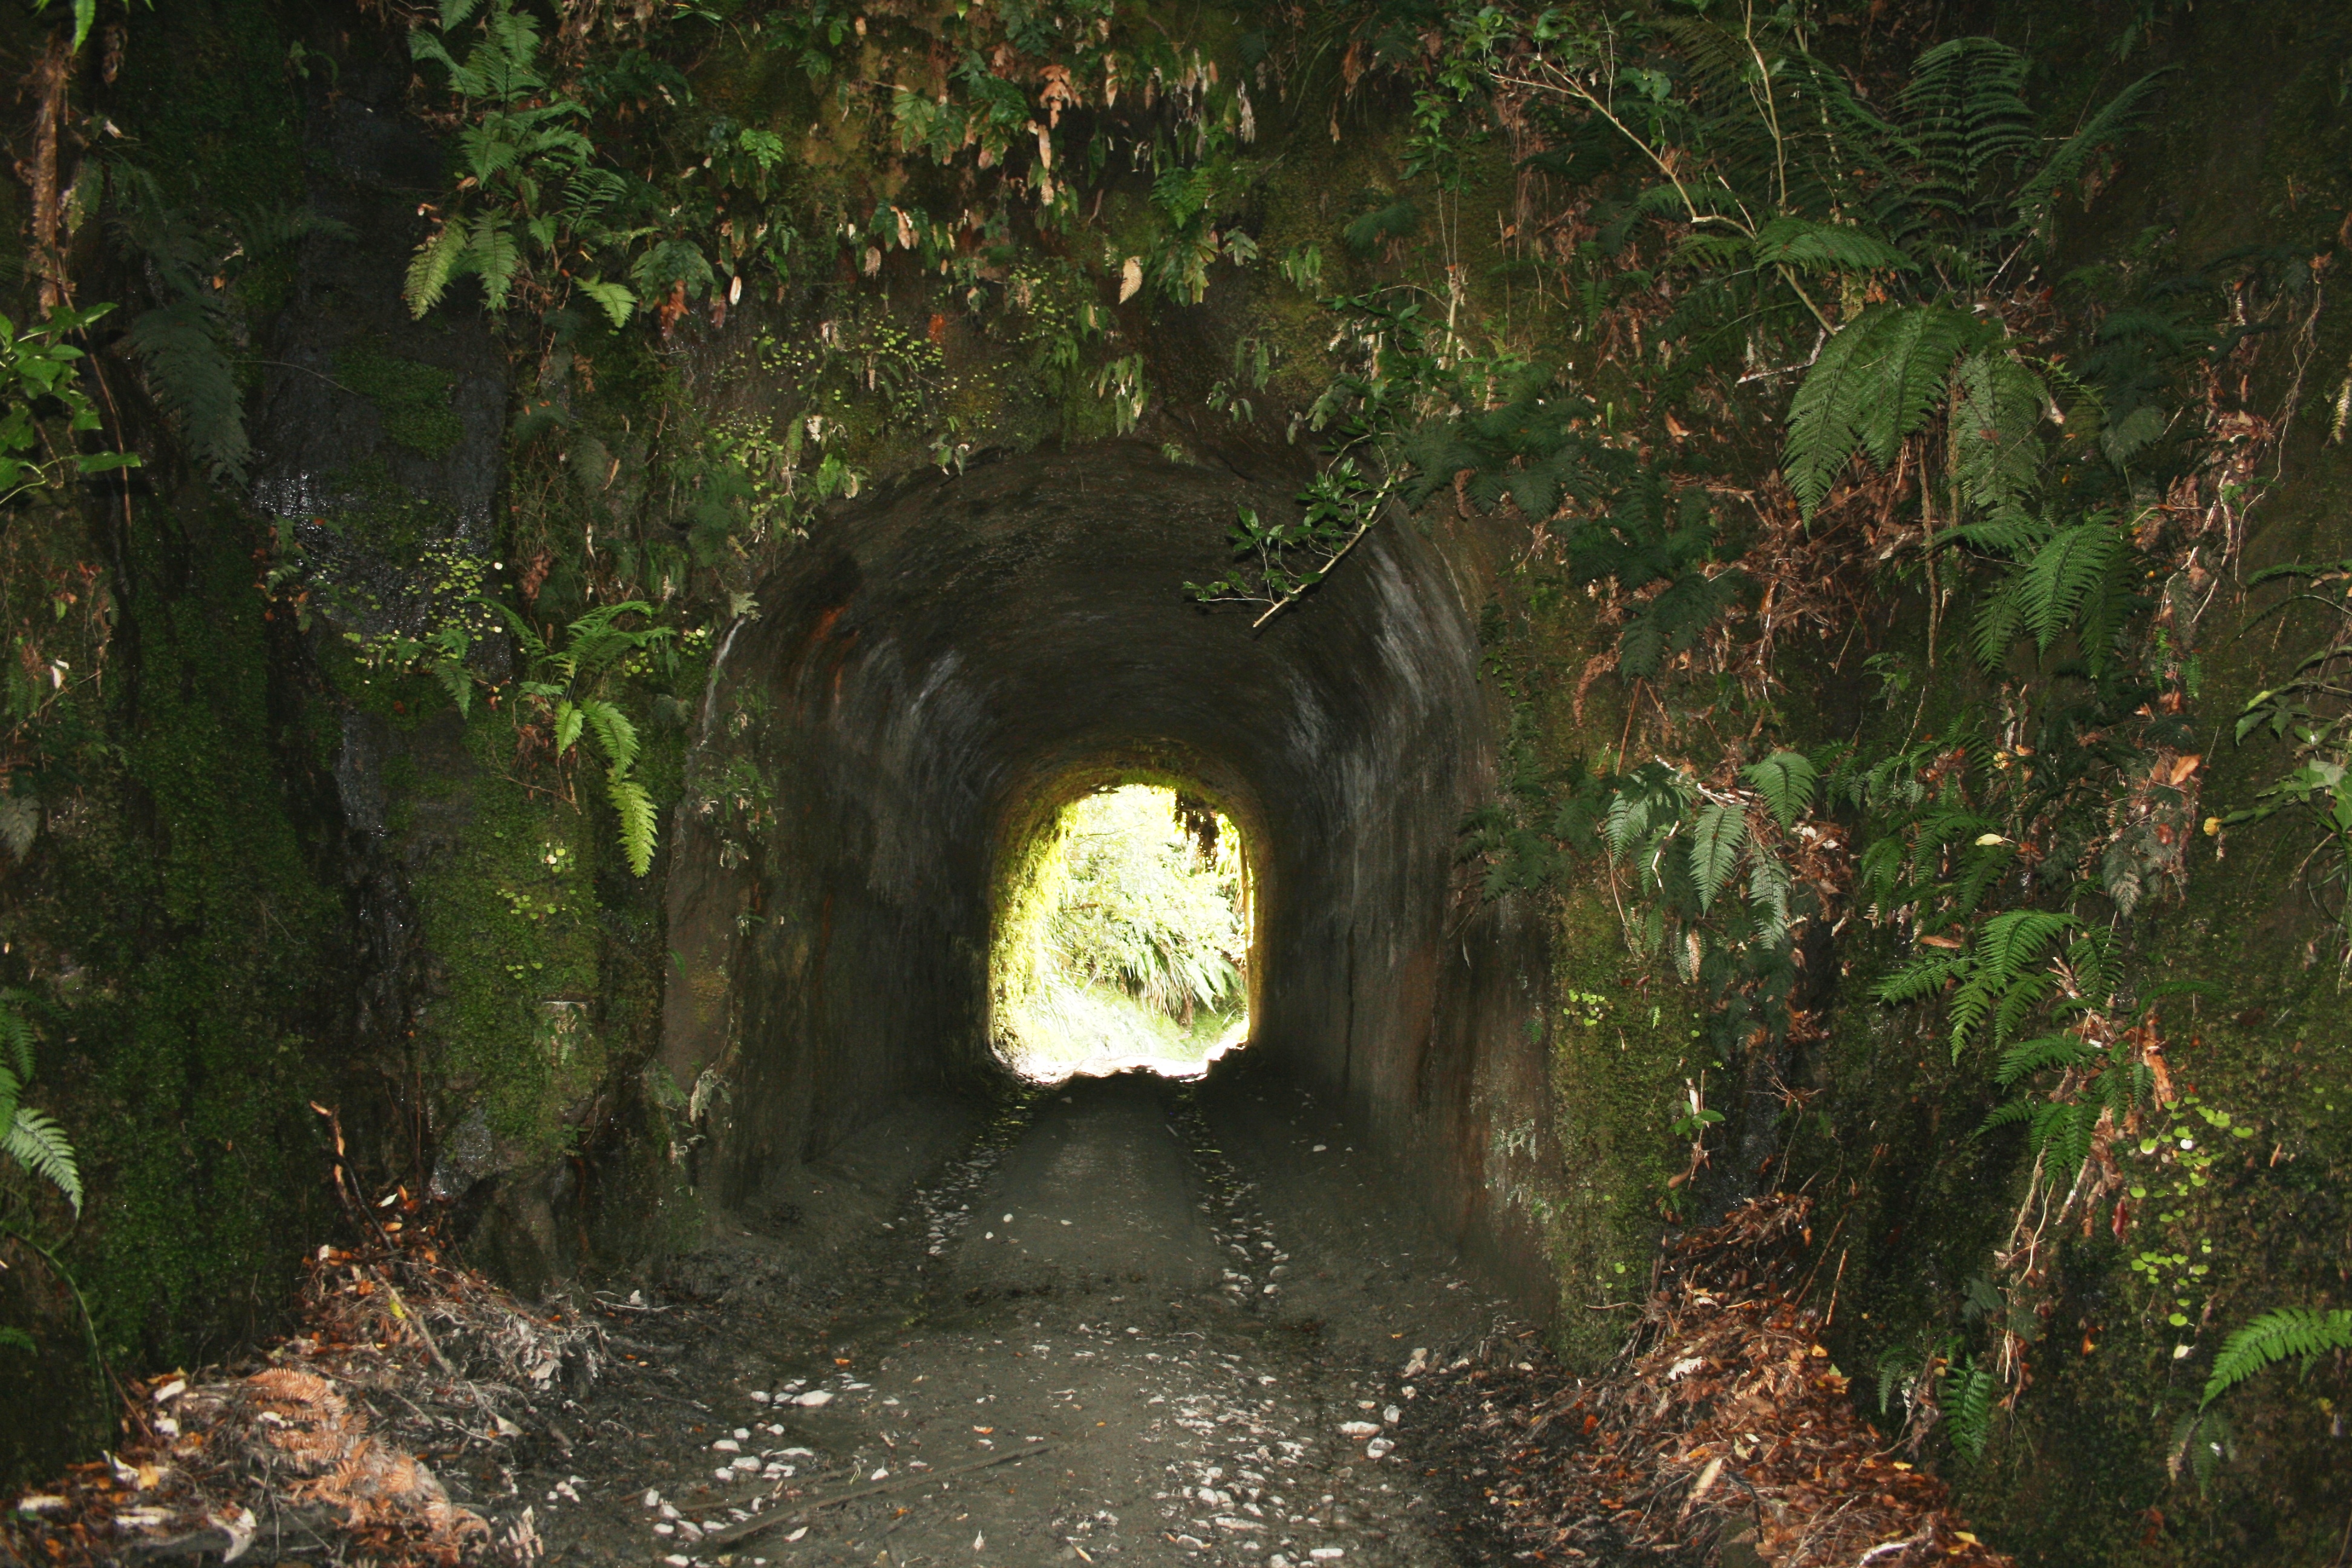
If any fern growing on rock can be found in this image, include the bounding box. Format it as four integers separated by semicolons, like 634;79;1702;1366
495;600;675;877
0;991;79;1220
2201;1308;2352;1409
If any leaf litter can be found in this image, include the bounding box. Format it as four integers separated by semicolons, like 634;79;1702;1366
4;1193;605;1567
1427;1196;2011;1567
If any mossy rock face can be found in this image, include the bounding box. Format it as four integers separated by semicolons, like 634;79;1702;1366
333;342;463;460
0;498;349;1484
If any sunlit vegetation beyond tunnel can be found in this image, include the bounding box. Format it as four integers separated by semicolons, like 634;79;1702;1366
991;784;1253;1080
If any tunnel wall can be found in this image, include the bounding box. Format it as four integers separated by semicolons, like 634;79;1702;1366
658;440;1561;1303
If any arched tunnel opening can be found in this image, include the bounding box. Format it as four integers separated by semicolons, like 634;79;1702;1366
987;777;1255;1083
657;439;1555;1299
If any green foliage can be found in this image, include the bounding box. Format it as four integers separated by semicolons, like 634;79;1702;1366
997;787;1249;1065
2227;561;2352;961
1941;1353;1999;1461
0;993;79;1218
104;166;346;483
495;600;676;877
403;0;633;322
2201;1308;2352;1409
1188;461;1383;612
1047;789;1246;1019
1783;304;1983;517
0;304;137;506
1740;751;1818;834
1874;910;2077;1062
28;0;148;53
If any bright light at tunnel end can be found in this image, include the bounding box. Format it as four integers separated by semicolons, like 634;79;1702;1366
990;783;1253;1083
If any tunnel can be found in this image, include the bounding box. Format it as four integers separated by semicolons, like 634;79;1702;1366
655;439;1558;1302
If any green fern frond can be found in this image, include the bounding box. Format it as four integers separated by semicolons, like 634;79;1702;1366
1749;216;1915;276
404;218;472;319
0;996;33;1084
1970;561;2031;666
124;297;248;483
4;1105;82;1215
1895;38;2034;237
1978;1097;2037;1133
1989;969;2057;1048
1785;305;1981;517
1746;852;1795;943
1740;751;1819;832
554;699;585;757
607;771;658;877
2201;1308;2352;1408
2014;68;2167;236
1688;803;1749;913
2017;517;2125;651
1783;309;1884;517
1940;1353;1998;1460
1616;569;1743;677
577;697;639;776
1991;1031;2089;1087
1854;305;1979;471
471;214;521;312
1950;348;2050;514
577;276;636;328
1947;910;2077;1059
1873;952;1962;1005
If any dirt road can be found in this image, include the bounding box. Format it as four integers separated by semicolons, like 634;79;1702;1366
523;1071;1532;1568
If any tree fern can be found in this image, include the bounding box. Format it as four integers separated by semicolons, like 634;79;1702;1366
2201;1308;2352;1408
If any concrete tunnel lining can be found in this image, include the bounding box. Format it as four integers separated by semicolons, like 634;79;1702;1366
659;439;1555;1302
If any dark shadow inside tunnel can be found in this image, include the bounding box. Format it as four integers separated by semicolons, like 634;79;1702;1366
987;777;1255;1083
656;439;1558;1307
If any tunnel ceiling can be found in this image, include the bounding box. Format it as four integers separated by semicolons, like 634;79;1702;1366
658;440;1556;1297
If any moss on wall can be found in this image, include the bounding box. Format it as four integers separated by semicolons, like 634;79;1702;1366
0;499;347;1481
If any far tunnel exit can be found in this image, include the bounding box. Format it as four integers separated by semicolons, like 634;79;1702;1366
989;783;1253;1082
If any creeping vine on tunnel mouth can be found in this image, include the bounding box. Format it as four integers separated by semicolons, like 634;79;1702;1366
990;781;1256;1082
